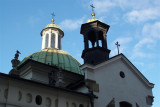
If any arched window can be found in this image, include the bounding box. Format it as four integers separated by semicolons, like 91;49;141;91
45;34;49;48
51;33;55;48
119;101;132;107
98;31;103;47
58;35;61;49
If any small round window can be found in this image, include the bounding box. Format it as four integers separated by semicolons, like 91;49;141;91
120;71;125;78
35;95;42;105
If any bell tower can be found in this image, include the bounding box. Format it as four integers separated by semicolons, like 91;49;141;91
80;9;110;65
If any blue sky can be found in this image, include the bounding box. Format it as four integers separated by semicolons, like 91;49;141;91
0;0;160;106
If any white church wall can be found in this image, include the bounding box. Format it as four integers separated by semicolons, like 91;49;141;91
81;57;153;107
32;70;48;84
19;64;50;84
0;104;5;107
77;86;88;93
19;66;33;80
0;76;90;107
0;78;9;104
21;71;32;80
84;67;95;81
92;58;153;107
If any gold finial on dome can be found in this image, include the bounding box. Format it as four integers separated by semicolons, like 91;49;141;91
92;12;95;18
51;18;54;23
51;12;55;23
90;4;95;18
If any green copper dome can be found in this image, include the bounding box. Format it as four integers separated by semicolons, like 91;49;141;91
19;49;83;75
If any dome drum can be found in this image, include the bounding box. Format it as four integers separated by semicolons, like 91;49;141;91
41;27;64;37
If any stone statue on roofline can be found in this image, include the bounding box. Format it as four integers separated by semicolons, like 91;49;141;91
14;50;21;60
9;50;21;76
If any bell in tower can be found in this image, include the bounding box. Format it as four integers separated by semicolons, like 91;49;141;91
80;5;111;65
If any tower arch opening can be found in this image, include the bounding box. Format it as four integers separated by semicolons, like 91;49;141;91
88;41;92;48
87;30;96;48
98;31;103;47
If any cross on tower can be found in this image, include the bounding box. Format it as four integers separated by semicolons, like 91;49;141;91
90;4;95;12
115;41;120;55
51;12;55;19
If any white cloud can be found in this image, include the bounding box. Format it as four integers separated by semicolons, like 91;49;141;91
131;51;154;59
131;38;155;58
142;22;160;39
124;8;160;23
91;0;156;14
130;22;160;59
93;0;116;14
117;0;153;10
59;17;85;30
134;38;154;49
90;0;160;23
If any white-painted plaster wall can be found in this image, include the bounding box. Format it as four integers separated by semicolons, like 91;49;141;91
0;77;90;107
81;56;153;107
41;29;62;50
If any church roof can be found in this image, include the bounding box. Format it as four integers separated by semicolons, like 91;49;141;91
40;19;64;36
81;54;154;88
19;48;84;75
87;17;99;23
45;23;62;30
87;12;102;23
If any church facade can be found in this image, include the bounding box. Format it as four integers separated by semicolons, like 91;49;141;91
0;11;154;107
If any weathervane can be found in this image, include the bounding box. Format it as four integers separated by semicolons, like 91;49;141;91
51;12;55;23
115;41;120;55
